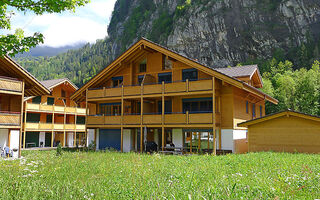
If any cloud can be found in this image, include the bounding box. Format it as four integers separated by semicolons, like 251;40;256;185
4;0;117;47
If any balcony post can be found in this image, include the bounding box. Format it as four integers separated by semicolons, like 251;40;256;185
85;89;88;147
51;104;55;147
19;80;25;157
212;77;216;155
63;105;66;147
140;84;143;153
186;111;189;124
162;81;165;151
23;101;27;149
74;108;77;147
186;79;189;92
121;85;124;152
190;132;192;153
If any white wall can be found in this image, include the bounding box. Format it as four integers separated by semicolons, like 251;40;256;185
221;129;234;151
39;132;45;147
67;132;74;147
95;129;99;150
233;130;247;140
0;129;8;149
172;129;183;147
87;129;95;147
10;130;20;158
123;129;132;152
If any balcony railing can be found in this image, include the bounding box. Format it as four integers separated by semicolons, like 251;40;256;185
87;79;213;99
0;111;20;127
26;103;86;115
87;112;217;126
25;122;86;131
0;76;23;94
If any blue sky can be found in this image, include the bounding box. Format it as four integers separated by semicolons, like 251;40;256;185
5;0;117;47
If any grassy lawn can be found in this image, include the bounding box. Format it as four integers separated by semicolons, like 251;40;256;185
0;151;320;199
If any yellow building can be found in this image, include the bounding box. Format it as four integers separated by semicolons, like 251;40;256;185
0;56;49;157
238;110;320;153
71;38;278;154
22;78;87;149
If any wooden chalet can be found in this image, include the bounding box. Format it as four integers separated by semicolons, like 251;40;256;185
71;38;278;154
23;78;87;149
0;56;50;157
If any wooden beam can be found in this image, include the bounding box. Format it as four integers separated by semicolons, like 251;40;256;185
18;80;24;158
212;77;216;155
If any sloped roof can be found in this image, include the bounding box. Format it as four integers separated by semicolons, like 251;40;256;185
40;78;78;90
215;65;258;78
238;110;320;127
71;38;277;104
0;56;50;96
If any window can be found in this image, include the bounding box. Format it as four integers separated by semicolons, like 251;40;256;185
182;98;212;113
138;75;144;85
260;106;263;117
162;55;172;70
32;96;41;104
246;101;249;114
112;76;123;87
47;97;54;105
182;68;198;81
26;113;40;123
252;104;256;118
61;90;66;97
158;72;172;84
157;100;172;114
46;114;52;123
76;116;85;124
139;59;147;72
99;103;121;116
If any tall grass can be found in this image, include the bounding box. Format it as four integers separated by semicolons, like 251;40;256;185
0;151;320;199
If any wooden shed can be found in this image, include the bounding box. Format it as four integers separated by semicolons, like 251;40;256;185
238;110;320;153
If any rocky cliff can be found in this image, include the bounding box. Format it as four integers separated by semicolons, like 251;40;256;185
108;0;320;67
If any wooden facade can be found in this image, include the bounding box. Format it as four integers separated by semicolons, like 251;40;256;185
0;56;50;157
238;110;320;153
23;79;86;149
71;38;277;154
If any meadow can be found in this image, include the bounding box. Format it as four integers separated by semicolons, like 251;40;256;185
0;150;320;199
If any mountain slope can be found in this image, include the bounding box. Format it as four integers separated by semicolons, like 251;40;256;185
16;0;320;86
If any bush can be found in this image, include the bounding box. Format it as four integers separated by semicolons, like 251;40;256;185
56;143;62;156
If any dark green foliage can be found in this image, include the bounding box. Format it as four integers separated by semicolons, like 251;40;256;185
148;11;174;43
56;143;62;156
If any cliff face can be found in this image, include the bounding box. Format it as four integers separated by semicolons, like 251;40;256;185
107;0;320;67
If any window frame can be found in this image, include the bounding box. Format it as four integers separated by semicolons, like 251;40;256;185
158;72;172;84
112;76;123;88
182;68;198;81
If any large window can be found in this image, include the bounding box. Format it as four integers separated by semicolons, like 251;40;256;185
99;103;121;116
182;68;198;81
138;75;144;85
112;76;123;87
158;72;172;84
182;98;212;113
26;113;40;123
77;116;85;124
157;100;172;114
252;104;256;118
162;55;172;70
139;59;147;72
32;96;41;104
46;114;52;123
47;97;54;105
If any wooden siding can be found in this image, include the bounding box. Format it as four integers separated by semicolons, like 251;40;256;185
0;112;20;126
0;77;23;94
248;115;320;153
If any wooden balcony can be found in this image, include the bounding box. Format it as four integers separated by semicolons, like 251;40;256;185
0;112;20;127
87;79;213;100
0;76;23;95
26;103;86;115
87;112;217;126
25;122;86;131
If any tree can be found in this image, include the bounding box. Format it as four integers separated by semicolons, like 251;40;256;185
0;0;89;56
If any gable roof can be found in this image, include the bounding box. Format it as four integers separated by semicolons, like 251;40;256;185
71;38;277;104
40;78;78;91
216;65;258;78
238;110;320;127
0;56;50;96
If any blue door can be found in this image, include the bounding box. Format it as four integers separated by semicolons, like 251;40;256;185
99;129;121;150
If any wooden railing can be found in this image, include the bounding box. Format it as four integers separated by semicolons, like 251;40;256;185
87;79;213;99
0;76;23;94
26;103;86;115
87;112;217;126
25;122;86;131
0;112;20;126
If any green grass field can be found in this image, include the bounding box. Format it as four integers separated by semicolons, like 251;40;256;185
0;150;320;199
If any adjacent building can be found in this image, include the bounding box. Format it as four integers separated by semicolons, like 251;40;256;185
0;56;50;157
71;38;278;154
238;110;320;153
22;78;87;149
